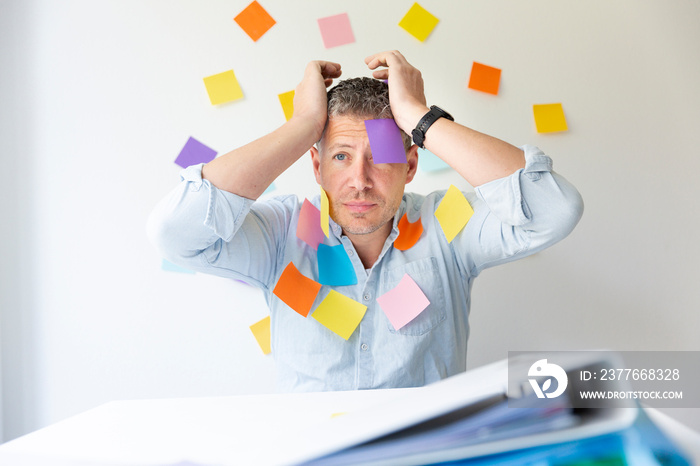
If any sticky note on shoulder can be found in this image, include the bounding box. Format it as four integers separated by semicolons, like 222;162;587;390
394;213;423;251
272;262;322;317
320;186;330;237
203;70;244;105
312;290;367;340
533;103;568;133
435;185;473;243
398;3;439;42
234;1;276;42
249;316;271;355
297;199;324;250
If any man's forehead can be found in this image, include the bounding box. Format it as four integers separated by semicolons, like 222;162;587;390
321;116;370;149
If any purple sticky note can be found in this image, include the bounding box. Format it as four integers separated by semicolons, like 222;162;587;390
174;137;217;168
297;199;325;250
317;13;355;49
364;119;407;164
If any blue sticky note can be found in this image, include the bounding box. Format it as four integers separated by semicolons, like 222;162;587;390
417;147;450;172
262;182;277;195
317;244;357;286
161;259;195;274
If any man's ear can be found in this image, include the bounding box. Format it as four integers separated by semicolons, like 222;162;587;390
405;144;420;184
310;145;322;184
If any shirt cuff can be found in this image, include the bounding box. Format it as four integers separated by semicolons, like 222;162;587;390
474;145;553;226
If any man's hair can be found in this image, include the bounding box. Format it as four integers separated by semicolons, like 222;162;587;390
323;77;412;151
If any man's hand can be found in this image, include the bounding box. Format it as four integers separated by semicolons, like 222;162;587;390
365;51;430;134
291;60;342;141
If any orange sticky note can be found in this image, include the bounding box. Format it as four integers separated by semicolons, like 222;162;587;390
272;262;322;317
394;213;423;251
533;103;568;133
398;3;439;42
435;185;474;243
234;1;276;42
468;62;501;95
203;70;244;105
312;290;367;340
249;316;271;355
278;90;294;121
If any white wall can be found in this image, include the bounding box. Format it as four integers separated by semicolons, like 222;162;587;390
2;0;699;441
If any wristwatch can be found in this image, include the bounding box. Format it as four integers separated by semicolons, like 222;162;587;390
411;105;454;149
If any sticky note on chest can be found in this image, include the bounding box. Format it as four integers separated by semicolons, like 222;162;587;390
312;290;367;340
377;274;430;331
273;262;322;317
297;199;324;250
318;244;357;286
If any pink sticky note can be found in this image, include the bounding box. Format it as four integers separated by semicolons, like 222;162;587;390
364;119;407;164
317;13;355;49
376;274;430;330
296;199;325;250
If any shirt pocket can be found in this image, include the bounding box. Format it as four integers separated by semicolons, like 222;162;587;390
380;256;447;336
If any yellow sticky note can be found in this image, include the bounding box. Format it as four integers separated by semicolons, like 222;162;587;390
435;185;474;243
320;186;330;237
203;70;244;105
249;316;271;355
278;90;295;121
533;103;568;133
398;3;439;42
312;290;367;340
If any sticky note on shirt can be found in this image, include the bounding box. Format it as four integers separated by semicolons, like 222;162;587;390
320;186;330;237
468;62;502;95
203;70;244;105
249;316;271;355
312;290;367;340
394;213;423;251
435;185;474;243
234;1;276;42
273;262;322;317
533;103;568;133
377;274;430;331
398;3;439;42
297;199;325;250
317;13;355;49
364;119;407;164
174;136;217;168
278;90;295;121
318;244;357;286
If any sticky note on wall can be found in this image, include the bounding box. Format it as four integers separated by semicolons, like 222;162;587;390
317;13;356;49
533;103;568;133
278;90;295;121
468;62;502;95
174;137;217;168
249;316;271;355
399;3;439;42
203;70;244;105
234;1;276;42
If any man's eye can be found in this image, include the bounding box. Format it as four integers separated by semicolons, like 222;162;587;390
334;153;347;161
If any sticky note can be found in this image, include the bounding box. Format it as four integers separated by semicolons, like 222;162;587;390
312;290;367;340
161;259;195;274
417;147;450;172
394;213;423;251
249;316;271;355
468;62;501;95
364;119;407;164
317;13;355;49
203;70;244;105
262;182;276;195
318;244;357;286
398;3;439;42
272;262;322;317
174;137;217;168
297;199;325;250
533;103;568;133
435;185;474;243
234;1;276;42
278;90;295;121
320;186;330;237
377;274;430;331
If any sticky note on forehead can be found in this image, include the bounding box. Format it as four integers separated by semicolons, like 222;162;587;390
399;3;439;42
364;119;407;164
234;1;276;42
435;185;474;243
312;290;367;340
533;103;568;133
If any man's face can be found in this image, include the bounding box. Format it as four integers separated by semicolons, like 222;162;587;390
311;116;418;239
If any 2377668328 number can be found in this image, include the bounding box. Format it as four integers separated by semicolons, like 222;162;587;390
599;368;680;381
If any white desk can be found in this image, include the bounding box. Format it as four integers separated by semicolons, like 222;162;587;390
1;389;699;465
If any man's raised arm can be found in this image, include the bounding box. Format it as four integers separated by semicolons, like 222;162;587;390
201;60;342;198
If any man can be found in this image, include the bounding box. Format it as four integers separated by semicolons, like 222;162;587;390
148;51;583;392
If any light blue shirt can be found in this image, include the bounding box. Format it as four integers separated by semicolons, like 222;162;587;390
147;145;583;392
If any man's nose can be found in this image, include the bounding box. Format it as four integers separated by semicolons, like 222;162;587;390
347;155;373;191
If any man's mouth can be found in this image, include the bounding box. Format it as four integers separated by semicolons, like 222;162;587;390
344;202;377;213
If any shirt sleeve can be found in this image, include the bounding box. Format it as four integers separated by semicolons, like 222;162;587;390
452;145;584;277
146;163;296;290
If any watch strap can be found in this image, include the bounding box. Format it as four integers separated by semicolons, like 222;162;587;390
411;106;454;149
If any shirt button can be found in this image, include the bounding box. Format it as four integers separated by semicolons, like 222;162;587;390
363;293;371;301
348;250;354;256
361;344;369;351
